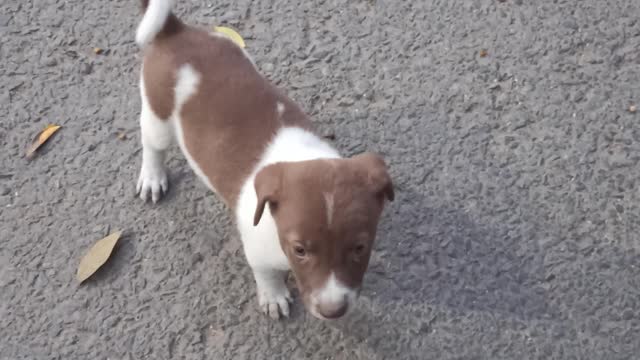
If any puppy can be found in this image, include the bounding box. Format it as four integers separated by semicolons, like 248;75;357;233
134;0;394;320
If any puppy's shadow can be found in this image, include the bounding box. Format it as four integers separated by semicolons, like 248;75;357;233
326;188;552;357
370;188;549;318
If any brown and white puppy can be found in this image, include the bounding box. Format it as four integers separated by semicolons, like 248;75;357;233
134;0;393;320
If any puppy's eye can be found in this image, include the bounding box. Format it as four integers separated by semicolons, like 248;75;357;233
354;244;366;254
294;245;306;257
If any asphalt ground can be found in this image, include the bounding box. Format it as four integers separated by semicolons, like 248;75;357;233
1;0;639;359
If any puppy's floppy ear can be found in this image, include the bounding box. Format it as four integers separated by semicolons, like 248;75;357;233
353;152;394;202
253;163;284;226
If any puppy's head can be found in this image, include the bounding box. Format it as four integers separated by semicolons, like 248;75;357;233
253;152;393;320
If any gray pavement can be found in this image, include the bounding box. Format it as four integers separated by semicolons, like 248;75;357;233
1;0;640;359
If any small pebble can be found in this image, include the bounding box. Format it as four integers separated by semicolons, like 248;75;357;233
629;105;637;113
44;58;57;67
338;97;354;106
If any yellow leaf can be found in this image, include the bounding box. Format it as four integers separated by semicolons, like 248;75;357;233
213;26;246;48
76;231;122;283
26;124;62;159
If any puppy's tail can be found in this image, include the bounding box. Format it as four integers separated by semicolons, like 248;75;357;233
136;0;180;46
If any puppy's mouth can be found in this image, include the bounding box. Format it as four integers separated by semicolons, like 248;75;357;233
309;304;350;321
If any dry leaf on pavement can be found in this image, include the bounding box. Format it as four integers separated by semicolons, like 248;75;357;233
76;231;122;283
212;26;246;48
26;124;61;159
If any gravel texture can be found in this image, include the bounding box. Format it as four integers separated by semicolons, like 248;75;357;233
1;0;639;359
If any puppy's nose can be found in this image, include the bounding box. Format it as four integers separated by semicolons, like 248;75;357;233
318;298;348;319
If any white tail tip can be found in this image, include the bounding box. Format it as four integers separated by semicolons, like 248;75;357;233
135;0;174;46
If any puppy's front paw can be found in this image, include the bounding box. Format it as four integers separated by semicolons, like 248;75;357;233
258;284;292;320
136;166;168;203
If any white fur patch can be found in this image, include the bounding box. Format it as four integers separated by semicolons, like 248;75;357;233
276;102;285;117
173;65;200;110
315;273;350;303
323;192;334;228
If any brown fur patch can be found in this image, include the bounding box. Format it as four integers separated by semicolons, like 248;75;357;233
142;25;312;206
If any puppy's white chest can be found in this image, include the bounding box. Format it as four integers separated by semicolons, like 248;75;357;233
236;185;290;271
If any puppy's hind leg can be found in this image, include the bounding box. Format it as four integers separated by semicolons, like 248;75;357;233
136;76;173;203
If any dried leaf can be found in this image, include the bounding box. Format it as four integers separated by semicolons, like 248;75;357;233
26;124;61;159
93;47;104;55
479;49;488;57
76;231;122;283
213;26;246;48
117;132;127;140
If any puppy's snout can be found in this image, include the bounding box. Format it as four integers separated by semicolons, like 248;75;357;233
309;273;358;320
317;297;348;319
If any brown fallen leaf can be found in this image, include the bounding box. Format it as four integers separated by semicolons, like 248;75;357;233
479;49;488;57
26;124;62;159
76;230;122;283
93;47;104;55
117;132;127;140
